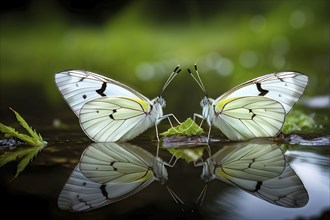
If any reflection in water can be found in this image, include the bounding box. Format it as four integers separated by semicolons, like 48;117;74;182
58;142;182;212
196;140;309;208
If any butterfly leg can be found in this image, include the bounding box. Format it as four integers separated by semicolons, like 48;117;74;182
155;114;182;141
192;113;212;142
192;113;208;136
155;114;178;142
166;152;182;167
193;113;205;128
206;125;212;143
163;113;182;125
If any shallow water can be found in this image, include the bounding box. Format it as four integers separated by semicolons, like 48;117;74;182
1;127;329;220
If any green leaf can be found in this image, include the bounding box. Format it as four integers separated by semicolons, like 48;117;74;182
0;108;46;147
0;147;43;179
160;118;205;137
9;107;44;146
0;108;47;179
14;147;42;178
160;118;207;163
282;110;316;134
167;147;206;163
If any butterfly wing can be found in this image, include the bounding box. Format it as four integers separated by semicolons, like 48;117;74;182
250;161;309;207
211;96;285;141
79;143;159;184
211;142;286;182
57;165;154;212
208;142;308;207
58;142;163;212
214;72;308;114
79;96;156;142
55;70;149;117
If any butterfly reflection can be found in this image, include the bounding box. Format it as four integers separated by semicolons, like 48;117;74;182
196;140;309;208
58;142;182;212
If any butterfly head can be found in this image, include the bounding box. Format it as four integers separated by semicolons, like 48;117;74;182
153;96;166;108
200;96;213;107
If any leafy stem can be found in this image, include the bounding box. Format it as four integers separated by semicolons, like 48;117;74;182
0;108;47;179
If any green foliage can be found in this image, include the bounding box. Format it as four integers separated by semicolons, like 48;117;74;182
0;108;47;179
160;118;206;163
282;110;316;134
167;147;205;163
160;118;205;137
0;108;46;147
0;147;43;179
1;0;329;113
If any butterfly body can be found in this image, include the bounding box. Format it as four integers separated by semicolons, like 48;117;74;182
55;68;179;142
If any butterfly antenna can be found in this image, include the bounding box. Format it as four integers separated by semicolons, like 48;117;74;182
196;183;208;207
188;64;208;96
166;184;184;206
160;65;181;96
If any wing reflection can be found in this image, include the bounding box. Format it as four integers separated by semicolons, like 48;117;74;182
197;140;309;208
58;142;180;212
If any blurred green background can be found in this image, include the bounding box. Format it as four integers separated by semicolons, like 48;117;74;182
1;0;329;126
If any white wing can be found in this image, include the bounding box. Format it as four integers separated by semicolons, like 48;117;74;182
210;142;286;182
58;142;167;212
214;72;308;114
212;96;285;141
55;70;149;116
57;165;154;212
203;142;308;207
79;97;156;142
79;142;158;184
250;161;309;207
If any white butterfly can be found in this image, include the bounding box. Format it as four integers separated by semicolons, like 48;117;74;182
58;142;182;212
189;64;308;141
196;140;308;208
55;67;181;142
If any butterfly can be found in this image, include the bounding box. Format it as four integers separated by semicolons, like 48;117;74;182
189;64;308;141
54;66;181;142
195;140;308;208
58;142;182;212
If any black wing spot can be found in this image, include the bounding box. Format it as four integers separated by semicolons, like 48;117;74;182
100;185;109;199
255;181;263;191
249;109;256;119
109;109;117;119
110;161;117;171
248;159;256;168
82;94;87;99
256;82;269;96
96;82;107;97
